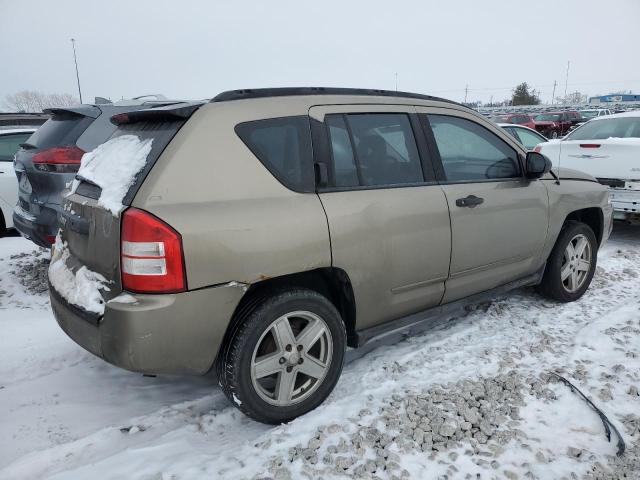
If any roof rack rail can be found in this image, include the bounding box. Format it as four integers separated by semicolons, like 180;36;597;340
211;87;460;106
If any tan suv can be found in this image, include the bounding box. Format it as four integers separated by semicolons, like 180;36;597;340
49;88;613;424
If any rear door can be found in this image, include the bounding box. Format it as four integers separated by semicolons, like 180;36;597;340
416;107;549;303
310;105;451;330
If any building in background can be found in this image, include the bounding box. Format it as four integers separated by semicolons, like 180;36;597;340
589;93;640;104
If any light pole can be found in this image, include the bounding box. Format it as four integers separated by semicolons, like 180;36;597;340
564;61;570;104
71;38;83;103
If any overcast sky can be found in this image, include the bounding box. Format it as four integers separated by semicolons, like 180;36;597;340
1;0;639;105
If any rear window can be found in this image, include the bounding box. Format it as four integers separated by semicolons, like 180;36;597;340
0;133;32;161
567;117;640;141
75;120;188;204
235;116;314;192
25;113;93;150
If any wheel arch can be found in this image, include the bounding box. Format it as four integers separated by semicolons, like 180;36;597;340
221;268;358;351
563;207;604;246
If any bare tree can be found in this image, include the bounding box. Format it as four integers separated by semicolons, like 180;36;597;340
556;91;588;105
3;90;79;112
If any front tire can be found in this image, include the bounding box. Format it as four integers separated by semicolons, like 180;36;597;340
538;221;597;302
217;288;346;424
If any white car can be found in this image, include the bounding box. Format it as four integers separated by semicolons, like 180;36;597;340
537;111;640;221
0;128;36;233
498;123;548;151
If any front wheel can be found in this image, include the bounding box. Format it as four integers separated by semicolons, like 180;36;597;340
537;221;597;302
217;289;346;424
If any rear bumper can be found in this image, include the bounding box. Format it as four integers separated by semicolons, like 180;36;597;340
608;189;640;220
50;283;245;375
13;203;58;248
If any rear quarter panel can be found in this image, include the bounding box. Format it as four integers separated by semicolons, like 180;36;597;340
131;101;332;289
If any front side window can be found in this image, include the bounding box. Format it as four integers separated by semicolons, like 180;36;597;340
235;116;313;192
325;113;424;187
427;115;521;181
0;133;32;161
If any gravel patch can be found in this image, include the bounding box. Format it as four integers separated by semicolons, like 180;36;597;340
255;372;572;480
9;249;49;296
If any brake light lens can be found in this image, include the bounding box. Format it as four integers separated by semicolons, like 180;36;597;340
32;146;85;173
580;144;601;148
121;208;186;293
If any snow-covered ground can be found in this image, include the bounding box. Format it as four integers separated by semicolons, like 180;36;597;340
0;226;639;480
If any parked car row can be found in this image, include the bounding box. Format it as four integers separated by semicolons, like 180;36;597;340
32;87;613;424
490;110;611;139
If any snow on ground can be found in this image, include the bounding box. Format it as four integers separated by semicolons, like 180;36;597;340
0;226;639;480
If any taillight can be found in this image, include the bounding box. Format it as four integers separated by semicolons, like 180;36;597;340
580;144;601;148
32;146;85;173
121;208;186;294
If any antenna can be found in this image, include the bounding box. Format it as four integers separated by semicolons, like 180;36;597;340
70;38;83;104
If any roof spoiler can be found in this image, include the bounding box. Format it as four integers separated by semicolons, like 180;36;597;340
110;102;204;125
43;105;102;119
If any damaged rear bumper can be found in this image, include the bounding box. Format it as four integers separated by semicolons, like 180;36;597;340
50;283;244;375
608;189;640;222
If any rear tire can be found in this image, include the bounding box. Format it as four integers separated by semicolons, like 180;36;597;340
537;221;597;302
217;288;346;424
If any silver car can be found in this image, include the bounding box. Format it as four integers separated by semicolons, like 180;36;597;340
48;88;613;423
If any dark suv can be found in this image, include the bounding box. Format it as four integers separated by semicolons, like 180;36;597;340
13;100;179;247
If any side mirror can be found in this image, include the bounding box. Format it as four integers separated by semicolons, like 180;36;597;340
525;151;552;179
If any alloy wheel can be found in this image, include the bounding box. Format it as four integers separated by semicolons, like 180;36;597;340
561;233;592;293
250;311;333;406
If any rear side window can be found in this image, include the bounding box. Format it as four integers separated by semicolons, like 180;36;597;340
513;128;545;150
0;133;32;161
235;116;314;192
427;115;521;181
24;113;93;149
325;113;424;188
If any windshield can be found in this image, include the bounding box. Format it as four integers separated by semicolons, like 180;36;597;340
535;114;561;122
567;117;640;140
579;111;600;119
490;116;511;123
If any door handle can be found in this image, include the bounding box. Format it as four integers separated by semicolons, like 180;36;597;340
455;195;484;208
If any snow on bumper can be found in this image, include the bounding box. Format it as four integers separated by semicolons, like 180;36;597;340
49;281;245;375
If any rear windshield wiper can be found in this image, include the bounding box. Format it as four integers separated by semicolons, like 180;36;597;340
75;174;100;188
19;143;37;150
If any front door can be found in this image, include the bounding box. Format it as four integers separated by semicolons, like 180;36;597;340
416;107;549;303
309;105;451;329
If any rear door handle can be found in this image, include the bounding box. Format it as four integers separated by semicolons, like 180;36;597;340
455;195;484;208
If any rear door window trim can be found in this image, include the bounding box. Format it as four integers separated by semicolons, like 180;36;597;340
312;110;439;193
